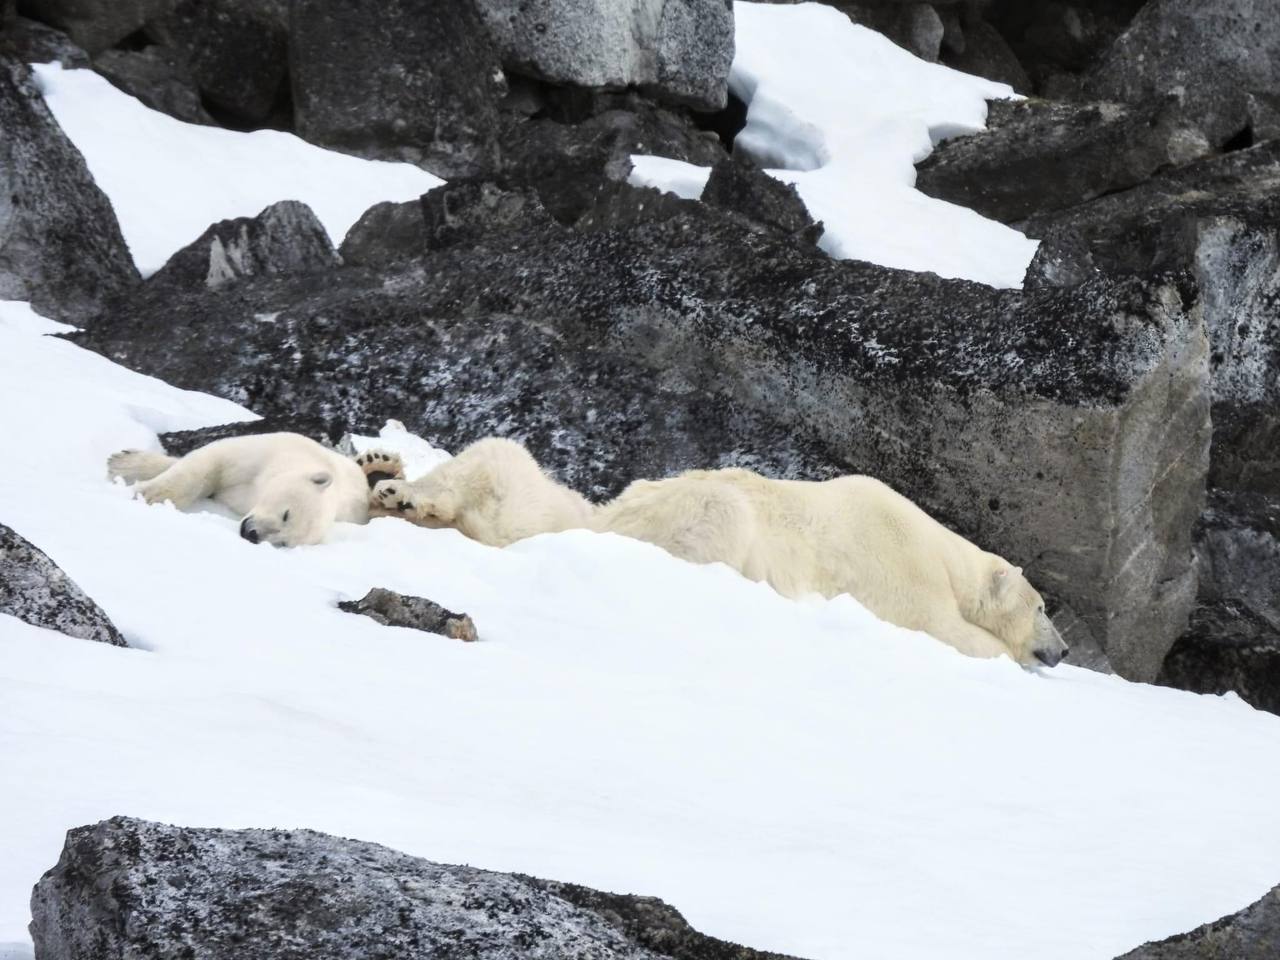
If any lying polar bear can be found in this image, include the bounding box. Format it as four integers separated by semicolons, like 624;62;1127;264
594;468;1069;668
108;433;380;547
365;437;593;548
366;438;1066;667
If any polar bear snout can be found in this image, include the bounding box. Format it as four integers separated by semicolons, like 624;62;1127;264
1033;646;1067;668
239;517;261;544
1030;610;1069;668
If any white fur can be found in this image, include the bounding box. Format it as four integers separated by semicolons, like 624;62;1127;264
108;433;369;547
371;437;594;548
593;468;1068;667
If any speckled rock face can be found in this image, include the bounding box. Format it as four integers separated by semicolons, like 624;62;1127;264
473;0;733;111
289;0;505;177
1114;877;1280;959
1025;142;1280;501
79;183;1209;679
28;817;803;960
1083;0;1280;147
0;523;125;646
0;56;139;321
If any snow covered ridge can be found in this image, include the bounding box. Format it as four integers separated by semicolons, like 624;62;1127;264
3;297;1280;960
630;1;1039;289
30;63;443;278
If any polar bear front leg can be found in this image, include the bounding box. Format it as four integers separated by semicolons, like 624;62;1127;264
925;615;1014;662
131;448;221;508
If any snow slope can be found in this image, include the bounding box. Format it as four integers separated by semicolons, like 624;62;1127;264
629;2;1039;289
3;300;1280;960
31;64;443;277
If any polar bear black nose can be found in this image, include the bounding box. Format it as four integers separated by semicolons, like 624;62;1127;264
1034;647;1065;667
239;518;260;544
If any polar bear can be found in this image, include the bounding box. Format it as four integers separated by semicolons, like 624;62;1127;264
108;433;378;547
366;437;593;548
593;468;1069;668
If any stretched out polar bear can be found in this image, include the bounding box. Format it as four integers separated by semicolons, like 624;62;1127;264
108;433;381;547
368;439;1067;667
595;468;1068;667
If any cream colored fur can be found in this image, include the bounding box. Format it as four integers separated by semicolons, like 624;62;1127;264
108;433;370;547
593;468;1068;667
371;437;594;548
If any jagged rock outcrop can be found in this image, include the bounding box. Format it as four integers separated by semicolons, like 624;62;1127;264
146;199;339;291
0;522;125;645
289;0;504;176
915;95;1208;223
1025;143;1280;498
78;180;1209;680
29;817;804;960
1114;877;1280;958
473;0;734;112
0;55;139;320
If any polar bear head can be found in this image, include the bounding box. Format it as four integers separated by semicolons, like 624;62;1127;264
238;470;339;547
973;561;1069;668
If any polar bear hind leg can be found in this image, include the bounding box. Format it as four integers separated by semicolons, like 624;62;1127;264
107;449;177;484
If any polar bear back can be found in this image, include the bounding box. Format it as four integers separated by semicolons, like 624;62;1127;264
594;467;1031;642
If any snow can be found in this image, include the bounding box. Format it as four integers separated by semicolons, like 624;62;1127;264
628;2;1039;289
30;63;443;278
3;299;1280;960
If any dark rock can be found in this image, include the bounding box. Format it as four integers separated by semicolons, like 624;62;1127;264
1114;876;1280;958
339;587;478;641
834;2;944;61
498;96;727;222
289;0;504;177
916;96;1204;224
939;18;1031;93
700;154;823;243
145;0;288;127
0;56;139;320
1083;0;1280;148
422;179;556;249
146;200;339;292
0;14;89;65
1196;491;1280;633
16;0;173;53
1025;143;1280;495
987;0;1146;95
92;46;212;125
29;817;805;960
338;199;431;267
0;522;125;645
78;185;1209;681
473;0;734;112
1158;599;1280;716
157;415;367;456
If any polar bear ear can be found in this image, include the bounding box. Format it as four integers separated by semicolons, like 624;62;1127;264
990;565;1021;598
310;471;333;489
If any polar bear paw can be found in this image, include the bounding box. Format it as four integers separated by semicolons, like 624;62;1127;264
355;449;405;489
371;478;417;515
